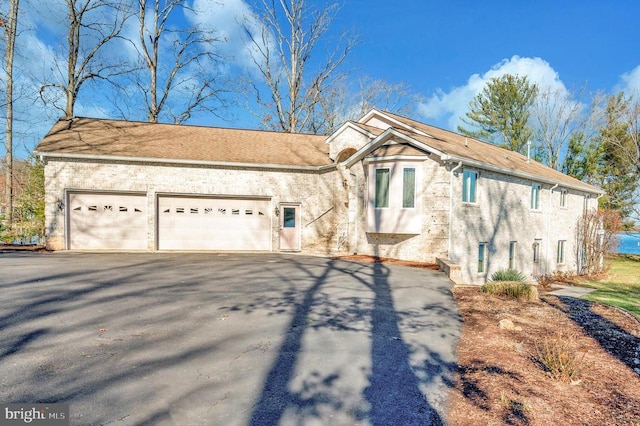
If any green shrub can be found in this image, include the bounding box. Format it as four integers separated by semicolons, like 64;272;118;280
481;282;539;301
490;268;527;282
534;333;585;382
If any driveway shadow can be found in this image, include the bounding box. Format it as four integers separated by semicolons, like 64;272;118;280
247;258;461;425
0;253;461;425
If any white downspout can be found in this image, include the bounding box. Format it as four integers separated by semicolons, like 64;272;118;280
448;161;463;258
545;183;559;274
350;171;358;254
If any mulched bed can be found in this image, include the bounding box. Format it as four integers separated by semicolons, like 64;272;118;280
448;287;640;425
0;244;47;252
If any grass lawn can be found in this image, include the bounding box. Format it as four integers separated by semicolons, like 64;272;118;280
583;254;640;318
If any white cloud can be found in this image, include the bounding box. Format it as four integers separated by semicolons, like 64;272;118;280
418;55;569;131
617;65;640;97
186;0;267;74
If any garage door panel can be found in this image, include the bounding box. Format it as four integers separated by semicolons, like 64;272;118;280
158;196;271;251
68;193;147;250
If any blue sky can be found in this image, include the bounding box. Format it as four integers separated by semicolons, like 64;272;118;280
4;0;640;158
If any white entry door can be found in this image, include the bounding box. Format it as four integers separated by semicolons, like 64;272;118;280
157;196;272;251
279;204;301;251
68;192;148;250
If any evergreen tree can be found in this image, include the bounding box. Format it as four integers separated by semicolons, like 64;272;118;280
458;74;538;154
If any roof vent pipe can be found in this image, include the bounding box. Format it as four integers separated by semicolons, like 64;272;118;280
527;140;531;163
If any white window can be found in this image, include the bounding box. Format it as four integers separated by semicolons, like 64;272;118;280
375;168;390;208
463;170;477;203
402;168;416;208
557;240;566;264
509;241;517;270
531;183;541;210
478;242;488;273
559;189;567;208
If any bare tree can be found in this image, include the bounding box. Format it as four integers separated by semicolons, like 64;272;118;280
132;0;226;124
309;75;421;134
531;86;584;170
1;0;19;234
244;0;356;133
39;0;132;118
575;209;622;275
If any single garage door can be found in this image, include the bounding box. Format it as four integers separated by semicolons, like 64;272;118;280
157;196;272;251
68;192;148;250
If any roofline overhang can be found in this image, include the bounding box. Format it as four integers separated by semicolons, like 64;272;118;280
325;121;378;145
339;127;603;195
441;154;604;195
35;151;337;172
358;109;432;137
363;155;428;163
342;128;443;168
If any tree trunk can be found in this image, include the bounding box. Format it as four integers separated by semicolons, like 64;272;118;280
4;0;20;233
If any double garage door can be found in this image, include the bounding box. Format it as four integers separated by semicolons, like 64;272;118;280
68;192;272;251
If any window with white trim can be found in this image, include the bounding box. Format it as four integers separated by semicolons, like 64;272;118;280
531;183;541;210
375;168;390;208
557;240;566;264
559;189;567;208
509;241;517;270
462;170;477;203
402;168;416;208
478;242;488;273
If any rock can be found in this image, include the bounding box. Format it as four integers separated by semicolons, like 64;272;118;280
498;319;522;331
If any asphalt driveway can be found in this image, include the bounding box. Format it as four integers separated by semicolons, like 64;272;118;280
0;252;461;425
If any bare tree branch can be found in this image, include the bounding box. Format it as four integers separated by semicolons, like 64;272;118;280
134;0;228;124
244;0;356;134
39;0;133;118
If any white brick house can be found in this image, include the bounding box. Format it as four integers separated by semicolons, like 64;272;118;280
35;109;602;284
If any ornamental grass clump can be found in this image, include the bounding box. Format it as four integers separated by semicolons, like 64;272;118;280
490;268;528;283
534;333;585;382
481;282;539;301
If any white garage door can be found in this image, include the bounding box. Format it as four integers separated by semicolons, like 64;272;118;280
68;192;148;250
157;196;272;251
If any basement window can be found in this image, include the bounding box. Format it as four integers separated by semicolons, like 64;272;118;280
478;242;488;274
557;240;566;264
